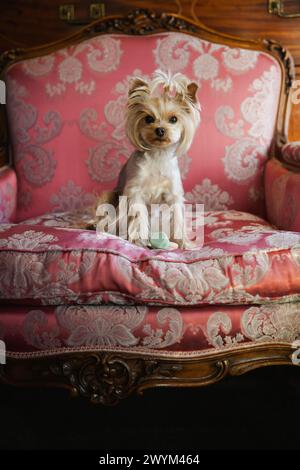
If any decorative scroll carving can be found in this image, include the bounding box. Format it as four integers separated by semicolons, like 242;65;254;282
90;9;199;36
0;345;297;405
263;38;295;94
49;354;147;405
0;48;26;75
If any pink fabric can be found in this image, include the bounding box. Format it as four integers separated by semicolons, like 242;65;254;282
2;210;300;306
1;302;299;355
265;158;300;232
0;166;17;223
4;33;281;221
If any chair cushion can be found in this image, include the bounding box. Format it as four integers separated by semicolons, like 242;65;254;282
4;32;281;221
1;302;300;355
1;210;300;306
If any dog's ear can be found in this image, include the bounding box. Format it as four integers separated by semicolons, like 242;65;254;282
128;78;150;98
186;82;198;104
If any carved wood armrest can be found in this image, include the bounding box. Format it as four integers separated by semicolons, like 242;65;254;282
280;142;300;168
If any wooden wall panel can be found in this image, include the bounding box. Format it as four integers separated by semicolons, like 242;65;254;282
0;0;299;139
188;0;300;75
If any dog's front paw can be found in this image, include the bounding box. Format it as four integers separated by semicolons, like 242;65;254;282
176;238;196;250
128;218;149;247
128;232;149;247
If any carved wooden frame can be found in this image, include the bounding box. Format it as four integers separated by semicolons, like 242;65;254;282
0;343;297;405
0;9;298;404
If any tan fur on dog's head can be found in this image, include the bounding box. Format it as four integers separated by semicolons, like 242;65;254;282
125;70;201;156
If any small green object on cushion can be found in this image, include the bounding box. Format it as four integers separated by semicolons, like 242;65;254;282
150;231;170;249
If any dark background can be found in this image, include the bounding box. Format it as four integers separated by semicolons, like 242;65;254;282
1;365;299;450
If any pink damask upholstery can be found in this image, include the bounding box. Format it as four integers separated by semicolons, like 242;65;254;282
265;158;300;232
1;302;299;355
3;29;299;363
4;33;281;221
2;210;300;306
0;166;17;223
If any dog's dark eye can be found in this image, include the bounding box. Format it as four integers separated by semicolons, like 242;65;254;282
169;116;177;123
145;115;155;124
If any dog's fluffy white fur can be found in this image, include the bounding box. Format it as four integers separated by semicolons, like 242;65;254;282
91;70;201;248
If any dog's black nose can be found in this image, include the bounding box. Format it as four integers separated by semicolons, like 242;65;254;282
155;127;165;137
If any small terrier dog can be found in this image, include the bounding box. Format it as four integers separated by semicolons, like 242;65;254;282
90;70;201;249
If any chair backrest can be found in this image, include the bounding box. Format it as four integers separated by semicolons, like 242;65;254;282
1;10;292;221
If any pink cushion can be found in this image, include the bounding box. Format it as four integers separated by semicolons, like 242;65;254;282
1;302;300;355
265;158;300;231
4;33;281;221
0;166;17;223
1;210;300;306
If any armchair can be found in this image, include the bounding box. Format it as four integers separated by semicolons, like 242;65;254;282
1;9;300;405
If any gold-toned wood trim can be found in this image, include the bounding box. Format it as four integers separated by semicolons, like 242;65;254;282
269;0;300;18
0;8;295;167
0;344;297;405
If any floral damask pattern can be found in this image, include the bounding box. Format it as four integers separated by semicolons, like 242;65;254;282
50;180;95;212
241;66;279;143
222;139;266;183
154;35;258;90
82;70;142;183
153;33;279;213
185;178;234;210
86;142;129;183
19;144;57;187
205;312;244;348
23;309;61;350
216;65;280;187
142;308;183;348
23;55;55;77
241;304;300;343
0;230;60;250
23;37;122;97
1;302;300;354
20;305;183;350
0;32;295;362
0;252;52;297
104;69;147;141
1;210;300;307
55;305;147;347
215;106;245;139
222;48;258;73
5;79;62;216
5;32;281;220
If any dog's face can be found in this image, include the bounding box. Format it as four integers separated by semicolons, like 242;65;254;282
125;73;200;155
138;96;184;150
